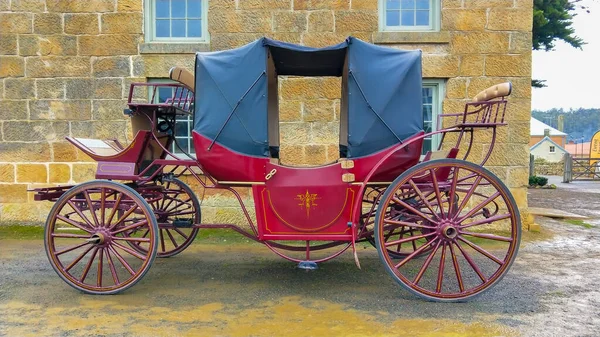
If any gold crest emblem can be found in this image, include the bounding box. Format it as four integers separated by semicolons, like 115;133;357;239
295;190;320;218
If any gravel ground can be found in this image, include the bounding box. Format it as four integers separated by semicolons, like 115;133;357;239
0;182;599;336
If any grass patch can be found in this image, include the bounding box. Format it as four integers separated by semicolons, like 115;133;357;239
0;225;45;240
564;219;594;229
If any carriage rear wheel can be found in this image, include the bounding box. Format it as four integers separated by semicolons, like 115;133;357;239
375;159;520;302
132;178;201;258
44;180;159;294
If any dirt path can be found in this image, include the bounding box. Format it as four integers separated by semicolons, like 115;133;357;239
0;186;599;336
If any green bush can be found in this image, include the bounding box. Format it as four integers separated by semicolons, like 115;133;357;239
529;175;549;187
537;176;548;186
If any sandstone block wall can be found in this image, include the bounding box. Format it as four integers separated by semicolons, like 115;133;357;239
0;0;533;226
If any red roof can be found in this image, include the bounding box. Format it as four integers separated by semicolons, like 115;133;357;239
565;142;590;157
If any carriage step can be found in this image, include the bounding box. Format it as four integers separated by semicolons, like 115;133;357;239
297;261;318;270
172;219;194;228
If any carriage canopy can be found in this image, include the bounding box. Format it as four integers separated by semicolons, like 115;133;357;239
194;37;423;158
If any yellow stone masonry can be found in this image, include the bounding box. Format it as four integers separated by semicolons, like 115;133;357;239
0;0;533;226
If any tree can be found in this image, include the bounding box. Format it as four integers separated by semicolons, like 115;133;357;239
532;0;591;87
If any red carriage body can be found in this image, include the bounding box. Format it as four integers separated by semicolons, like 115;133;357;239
33;37;520;301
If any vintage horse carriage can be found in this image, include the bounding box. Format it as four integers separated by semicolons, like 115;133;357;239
33;37;520;302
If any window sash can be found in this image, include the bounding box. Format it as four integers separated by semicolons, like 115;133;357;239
379;0;439;31
422;79;444;154
146;0;208;42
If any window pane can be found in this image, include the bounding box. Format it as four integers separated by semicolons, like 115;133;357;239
386;10;400;26
416;10;429;26
175;121;188;137
172;19;186;37
187;19;202;37
422;138;432;154
156;19;170;37
401;10;415;26
159;87;174;103
175;138;189;153
386;0;401;10
401;0;415;9
188;0;201;17
416;0;429;9
172;0;186;18
423;105;432;122
156;0;169;18
422;88;433;104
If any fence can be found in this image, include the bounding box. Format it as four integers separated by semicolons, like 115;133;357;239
563;153;600;182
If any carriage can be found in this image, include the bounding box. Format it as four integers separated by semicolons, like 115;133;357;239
33;37;520;302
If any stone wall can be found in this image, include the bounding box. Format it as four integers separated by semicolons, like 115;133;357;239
0;0;533;225
533;158;564;176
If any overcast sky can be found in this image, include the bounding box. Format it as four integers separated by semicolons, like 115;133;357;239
531;0;600;111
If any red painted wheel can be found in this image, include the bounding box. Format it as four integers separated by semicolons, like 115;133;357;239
132;178;200;258
362;186;439;259
44;180;158;294
375;159;521;302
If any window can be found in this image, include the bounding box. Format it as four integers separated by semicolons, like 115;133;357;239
549;146;556;153
145;0;207;42
422;79;444;154
380;0;440;31
148;79;195;155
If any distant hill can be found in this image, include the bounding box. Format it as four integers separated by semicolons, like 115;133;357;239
532;108;600;142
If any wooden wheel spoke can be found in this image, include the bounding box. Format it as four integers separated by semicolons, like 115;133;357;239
111;219;149;235
108;204;140;231
51;233;91;239
394;238;438;269
408;179;441;221
385;232;436;248
429;169;446;219
413;240;442;285
454;241;487;283
392;197;439;225
56;215;93;233
111;236;151;243
165;229;179;248
460;231;512;242
100;188;106;226
80;247;98;282
104;249;120;285
459;213;511;229
67;200;95;229
105;193;123;227
160;229;166;252
64;245;95;272
108;246;135;275
453;175;483;220
54;241;90;256
447;167;460;218
458;237;504;265
172;227;190;240
436;242;446;293
448;242;464;292
97;247;104;287
112;241;147;260
456;192;501;224
383;218;436;230
84;190;100;228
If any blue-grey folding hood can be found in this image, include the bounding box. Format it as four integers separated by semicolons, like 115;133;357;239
194;37;423;158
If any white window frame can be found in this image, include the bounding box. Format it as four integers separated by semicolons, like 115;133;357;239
144;0;209;43
379;0;440;32
422;79;445;154
549;145;556;153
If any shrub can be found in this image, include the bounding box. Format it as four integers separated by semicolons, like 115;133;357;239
529;175;549;187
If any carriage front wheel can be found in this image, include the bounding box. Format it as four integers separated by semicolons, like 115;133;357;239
375;159;521;302
44;180;159;294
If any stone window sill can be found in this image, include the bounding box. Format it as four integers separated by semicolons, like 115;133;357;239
373;31;450;44
140;42;210;54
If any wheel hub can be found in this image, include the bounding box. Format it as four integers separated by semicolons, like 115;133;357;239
86;230;111;246
439;222;459;240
